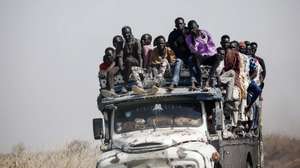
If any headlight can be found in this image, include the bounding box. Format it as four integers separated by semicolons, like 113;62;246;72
211;152;220;162
171;160;197;168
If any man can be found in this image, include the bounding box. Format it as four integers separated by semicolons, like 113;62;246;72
238;41;252;122
130;34;154;95
216;47;225;76
168;17;191;65
168;17;197;89
223;41;243;94
185;20;221;89
221;41;244;128
220;34;231;50
121;26;143;88
245;42;266;133
112;35;124;70
112;35;128;93
99;47;119;96
150;35;182;91
245;61;262;131
141;33;153;68
251;42;266;87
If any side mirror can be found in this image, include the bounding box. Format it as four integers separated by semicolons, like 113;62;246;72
93;118;104;140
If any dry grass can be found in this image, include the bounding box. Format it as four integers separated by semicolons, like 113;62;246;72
0;140;101;168
0;135;299;168
264;135;300;168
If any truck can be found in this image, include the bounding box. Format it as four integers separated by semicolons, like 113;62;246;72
93;67;264;168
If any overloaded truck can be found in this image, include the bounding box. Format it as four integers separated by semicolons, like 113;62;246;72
93;67;263;168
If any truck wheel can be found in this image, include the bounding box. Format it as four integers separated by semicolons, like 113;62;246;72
246;160;253;168
214;162;222;168
246;153;253;168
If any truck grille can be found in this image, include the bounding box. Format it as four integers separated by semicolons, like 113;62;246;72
123;142;169;153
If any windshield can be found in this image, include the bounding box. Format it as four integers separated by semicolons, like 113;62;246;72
114;102;203;133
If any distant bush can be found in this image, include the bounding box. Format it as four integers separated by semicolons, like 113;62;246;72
12;143;26;156
0;140;100;168
66;140;90;154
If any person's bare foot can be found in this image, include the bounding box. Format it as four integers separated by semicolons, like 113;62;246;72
166;84;174;92
189;82;197;91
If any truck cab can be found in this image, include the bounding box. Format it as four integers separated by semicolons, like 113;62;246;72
93;88;230;168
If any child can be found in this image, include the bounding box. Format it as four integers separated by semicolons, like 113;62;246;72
141;33;153;68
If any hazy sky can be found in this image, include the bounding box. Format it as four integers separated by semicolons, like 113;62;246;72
0;0;299;153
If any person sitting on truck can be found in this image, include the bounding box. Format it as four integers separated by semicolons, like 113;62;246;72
150;35;182;91
131;34;156;95
185;20;221;89
121;26;143;90
141;33;153;68
167;17;192;65
168;17;201;90
99;47;119;96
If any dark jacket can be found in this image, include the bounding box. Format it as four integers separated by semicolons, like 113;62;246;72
167;28;190;59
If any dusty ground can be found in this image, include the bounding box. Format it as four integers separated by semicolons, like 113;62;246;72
0;135;299;168
264;135;300;168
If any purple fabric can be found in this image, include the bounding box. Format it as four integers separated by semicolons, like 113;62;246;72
185;30;217;56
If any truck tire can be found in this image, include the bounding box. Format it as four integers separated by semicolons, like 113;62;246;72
214;162;222;168
246;153;254;168
247;161;253;168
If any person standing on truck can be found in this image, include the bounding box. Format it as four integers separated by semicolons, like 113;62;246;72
141;33;153;68
238;41;252;122
99;47;119;96
245;42;266;132
150;35;182;91
250;42;266;92
121;26;143;90
112;35;128;93
220;41;244;128
220;34;231;50
185;20;221;89
245;60;262;132
112;35;124;69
